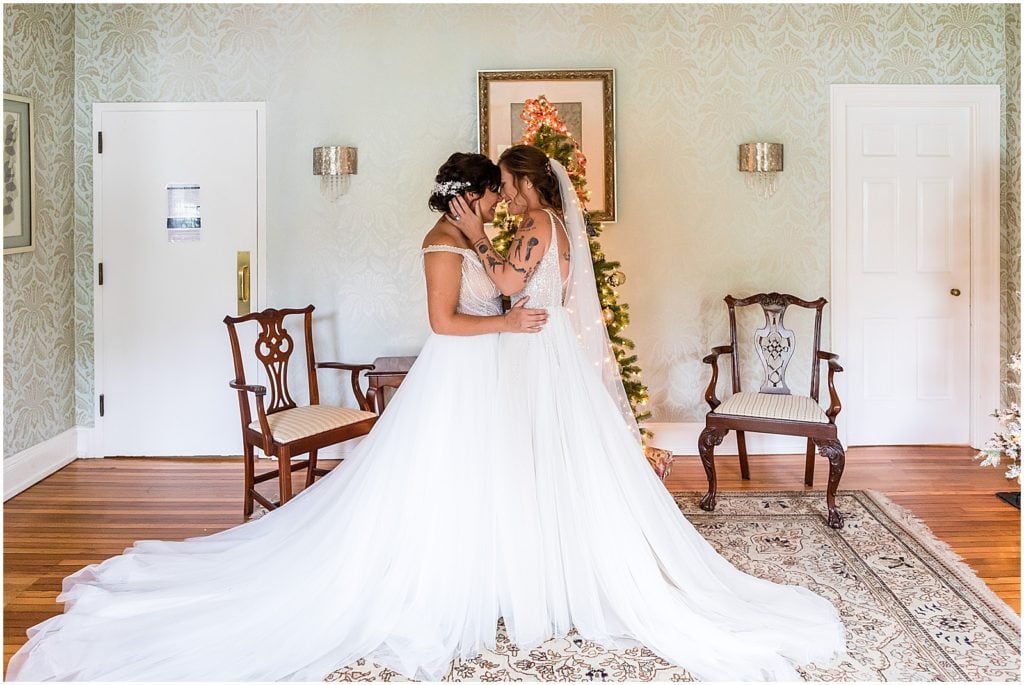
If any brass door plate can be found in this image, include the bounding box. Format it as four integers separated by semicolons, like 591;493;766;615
237;251;251;316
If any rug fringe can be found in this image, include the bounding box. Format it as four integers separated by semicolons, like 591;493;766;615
861;489;1022;631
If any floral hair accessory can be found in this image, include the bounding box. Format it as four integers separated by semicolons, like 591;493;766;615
433;180;472;195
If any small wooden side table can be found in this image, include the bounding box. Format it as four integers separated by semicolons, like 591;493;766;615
365;356;417;413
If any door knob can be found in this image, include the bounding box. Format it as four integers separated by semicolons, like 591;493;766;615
950;288;961;297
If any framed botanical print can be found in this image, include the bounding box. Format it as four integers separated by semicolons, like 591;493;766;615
478;69;616;222
4;94;35;255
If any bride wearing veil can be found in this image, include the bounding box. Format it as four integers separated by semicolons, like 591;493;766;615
448;144;846;681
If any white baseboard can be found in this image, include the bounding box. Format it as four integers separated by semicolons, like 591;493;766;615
77;427;101;458
4;427;81;500
645;422;809;456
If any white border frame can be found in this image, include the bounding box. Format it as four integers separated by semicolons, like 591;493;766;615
830;84;1001;449
91;102;267;456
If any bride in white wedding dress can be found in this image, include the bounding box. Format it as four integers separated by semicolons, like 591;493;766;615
6;153;547;682
448;145;846;681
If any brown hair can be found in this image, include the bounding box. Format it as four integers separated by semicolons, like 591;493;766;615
497;145;562;212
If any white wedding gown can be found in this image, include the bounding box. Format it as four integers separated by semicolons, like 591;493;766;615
492;212;845;681
7;245;509;681
8;238;846;682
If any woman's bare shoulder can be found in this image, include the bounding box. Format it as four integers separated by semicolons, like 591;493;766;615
422;221;474;249
522;208;553;231
516;209;553;246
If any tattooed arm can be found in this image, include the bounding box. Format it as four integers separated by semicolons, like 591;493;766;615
448;196;551;297
423;250;547;335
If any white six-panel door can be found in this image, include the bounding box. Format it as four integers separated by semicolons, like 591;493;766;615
94;103;265;456
831;85;1001;448
846;105;972;444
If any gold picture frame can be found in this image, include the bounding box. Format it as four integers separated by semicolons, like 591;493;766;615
478;69;616;222
3;94;36;255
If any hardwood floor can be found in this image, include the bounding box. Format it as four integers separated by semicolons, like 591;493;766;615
4;446;1020;673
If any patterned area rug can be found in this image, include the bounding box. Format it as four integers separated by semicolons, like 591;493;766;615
324;491;1020;682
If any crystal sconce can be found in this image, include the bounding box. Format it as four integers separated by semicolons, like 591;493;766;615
738;142;783;199
313;146;358;201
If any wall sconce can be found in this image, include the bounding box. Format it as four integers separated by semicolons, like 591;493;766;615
313;145;357;201
738;142;783;199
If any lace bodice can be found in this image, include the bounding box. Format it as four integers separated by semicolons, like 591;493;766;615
422;245;502;317
511;209;567;309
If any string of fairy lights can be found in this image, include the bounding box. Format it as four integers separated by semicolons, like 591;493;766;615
490;96;652;433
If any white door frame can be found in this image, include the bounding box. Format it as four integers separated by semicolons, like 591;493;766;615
830;84;1001;448
90;101;268;456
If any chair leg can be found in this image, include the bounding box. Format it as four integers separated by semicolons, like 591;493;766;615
812;438;846;529
736;430;750;480
698;426;728;511
278;447;293;505
243;442;255;519
804;438;816;487
305;449;318;488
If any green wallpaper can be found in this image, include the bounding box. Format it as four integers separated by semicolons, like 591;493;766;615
3;4;76;457
71;3;1022;424
1002;2;1020;405
2;4;1020;457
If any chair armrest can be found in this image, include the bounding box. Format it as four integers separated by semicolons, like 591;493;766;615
702;345;733;365
229;380;272;449
815;350;843;422
316;362;376;412
317;362;376;373
701;345;733;410
816;350;844;371
229;380;267;396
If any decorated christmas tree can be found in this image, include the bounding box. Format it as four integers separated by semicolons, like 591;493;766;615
492;97;671;478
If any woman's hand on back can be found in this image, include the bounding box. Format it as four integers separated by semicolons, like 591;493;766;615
503;296;547;333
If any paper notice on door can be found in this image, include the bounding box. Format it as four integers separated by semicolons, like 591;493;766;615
166;184;201;242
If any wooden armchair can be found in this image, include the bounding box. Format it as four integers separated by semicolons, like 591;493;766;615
698;293;846;528
224;305;378;518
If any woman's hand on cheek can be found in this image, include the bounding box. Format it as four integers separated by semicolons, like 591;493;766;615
447;196;485;239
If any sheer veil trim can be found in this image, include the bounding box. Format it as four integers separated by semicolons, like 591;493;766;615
553;159;642;443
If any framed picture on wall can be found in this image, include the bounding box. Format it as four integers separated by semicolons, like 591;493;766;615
4;94;35;255
477;69;616;222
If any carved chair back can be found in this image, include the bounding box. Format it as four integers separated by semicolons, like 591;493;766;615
224;306;320;428
725;293;826;401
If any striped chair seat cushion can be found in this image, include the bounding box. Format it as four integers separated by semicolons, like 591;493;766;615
250;405;376;443
713;391;829;424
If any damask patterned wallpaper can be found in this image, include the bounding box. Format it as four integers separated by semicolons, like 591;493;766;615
1002;3;1020;405
3;4;1020;457
3;4;76;457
